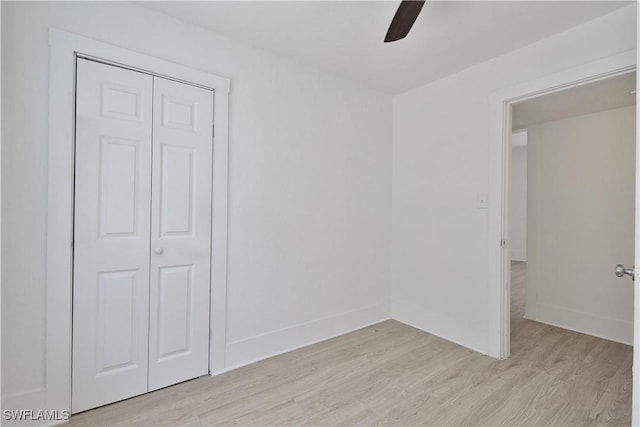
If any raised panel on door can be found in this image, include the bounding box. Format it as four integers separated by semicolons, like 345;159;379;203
72;59;153;413
148;77;213;391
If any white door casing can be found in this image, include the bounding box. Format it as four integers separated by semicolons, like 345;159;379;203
488;50;636;361
72;59;154;413
148;77;213;391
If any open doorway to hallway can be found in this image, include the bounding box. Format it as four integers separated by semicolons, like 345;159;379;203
508;71;636;351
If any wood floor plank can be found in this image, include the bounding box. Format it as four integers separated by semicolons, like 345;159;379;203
66;261;632;426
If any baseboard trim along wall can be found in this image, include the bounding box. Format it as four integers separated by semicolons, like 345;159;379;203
528;302;633;346
390;299;488;357
2;388;48;426
510;253;526;263
225;303;390;370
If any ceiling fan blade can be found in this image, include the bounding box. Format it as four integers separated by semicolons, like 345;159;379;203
384;0;426;43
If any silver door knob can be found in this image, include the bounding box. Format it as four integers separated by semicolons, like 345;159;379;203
154;247;164;255
615;263;634;279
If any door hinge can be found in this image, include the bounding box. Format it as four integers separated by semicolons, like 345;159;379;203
500;239;507;248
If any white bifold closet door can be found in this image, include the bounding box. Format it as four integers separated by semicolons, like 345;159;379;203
148;77;213;391
72;59;213;413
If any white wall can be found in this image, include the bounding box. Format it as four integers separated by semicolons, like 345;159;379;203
391;5;636;354
525;106;635;344
510;132;527;262
1;1;391;411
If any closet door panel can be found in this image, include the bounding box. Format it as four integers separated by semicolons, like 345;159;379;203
72;59;153;413
148;77;213;391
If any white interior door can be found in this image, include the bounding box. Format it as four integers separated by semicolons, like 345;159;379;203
72;59;153;413
147;77;213;391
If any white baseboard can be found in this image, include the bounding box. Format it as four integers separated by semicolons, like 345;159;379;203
390;299;488;356
510;251;526;262
529;301;632;345
2;388;60;426
224;303;390;370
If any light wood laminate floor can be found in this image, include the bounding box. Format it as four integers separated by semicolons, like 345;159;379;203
68;262;632;426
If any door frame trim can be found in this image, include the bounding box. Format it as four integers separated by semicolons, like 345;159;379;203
47;28;230;414
487;49;636;360
487;50;640;414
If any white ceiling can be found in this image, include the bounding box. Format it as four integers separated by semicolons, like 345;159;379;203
140;1;631;94
512;71;636;131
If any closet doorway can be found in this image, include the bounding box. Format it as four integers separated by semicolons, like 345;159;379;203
72;58;214;413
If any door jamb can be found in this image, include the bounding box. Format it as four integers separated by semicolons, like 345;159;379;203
47;28;230;415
